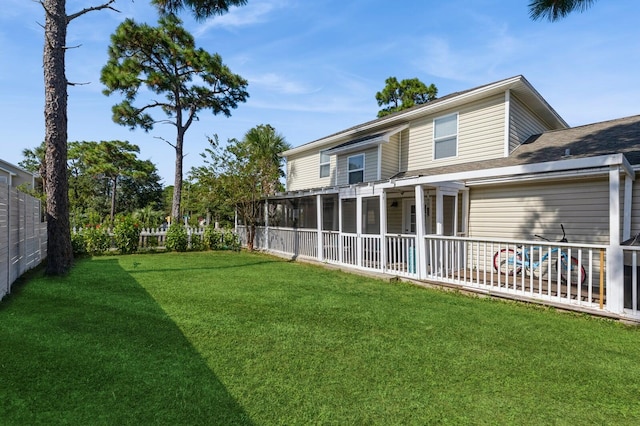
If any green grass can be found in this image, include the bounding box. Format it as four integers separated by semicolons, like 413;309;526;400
1;251;640;425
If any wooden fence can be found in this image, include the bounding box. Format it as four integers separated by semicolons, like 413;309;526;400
0;183;47;301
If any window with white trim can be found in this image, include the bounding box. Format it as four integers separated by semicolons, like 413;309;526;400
319;151;330;178
347;154;364;184
434;113;458;160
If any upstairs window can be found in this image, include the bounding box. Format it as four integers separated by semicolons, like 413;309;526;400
434;113;458;160
319;151;330;178
348;154;364;184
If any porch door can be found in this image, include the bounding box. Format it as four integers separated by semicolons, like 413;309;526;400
403;200;430;235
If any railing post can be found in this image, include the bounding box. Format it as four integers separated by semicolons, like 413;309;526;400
380;191;387;273
338;197;343;265
316;195;323;262
415;185;425;279
607;166;624;313
356;195;363;268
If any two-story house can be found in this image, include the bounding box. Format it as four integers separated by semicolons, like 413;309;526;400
239;75;640;321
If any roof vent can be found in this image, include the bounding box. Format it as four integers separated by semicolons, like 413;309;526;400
563;148;571;157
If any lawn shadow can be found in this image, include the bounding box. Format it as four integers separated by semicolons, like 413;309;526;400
0;258;254;425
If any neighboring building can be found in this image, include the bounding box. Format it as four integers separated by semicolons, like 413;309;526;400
0;158;37;189
238;75;640;322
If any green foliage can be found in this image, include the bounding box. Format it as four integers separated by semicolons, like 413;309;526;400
101;14;249;219
71;232;87;256
189;233;205;251
376;76;437;117
113;216;141;254
203;226;241;251
529;0;596;21
82;225;111;255
165;224;188;252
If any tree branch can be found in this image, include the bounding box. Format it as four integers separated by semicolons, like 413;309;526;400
67;0;119;23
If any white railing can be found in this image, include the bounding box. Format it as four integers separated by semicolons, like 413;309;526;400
425;235;607;310
322;231;340;263
266;227;318;259
385;234;417;277
239;226;622;317
622;247;640;319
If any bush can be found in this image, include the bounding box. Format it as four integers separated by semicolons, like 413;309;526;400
71;232;87;256
203;226;240;251
189;233;205;251
83;225;111;255
165;224;188;252
113;216;141;254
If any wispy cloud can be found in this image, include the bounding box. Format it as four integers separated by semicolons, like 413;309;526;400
194;0;287;36
249;72;318;95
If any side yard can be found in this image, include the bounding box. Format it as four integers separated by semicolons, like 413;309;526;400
1;251;639;424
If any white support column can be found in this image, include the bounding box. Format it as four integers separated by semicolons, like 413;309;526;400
380;191;388;273
461;188;470;237
264;200;269;251
338;196;343;264
607;166;624;314
435;187;444;235
623;175;633;241
316;195;323;262
415;185;426;279
356;195;363;268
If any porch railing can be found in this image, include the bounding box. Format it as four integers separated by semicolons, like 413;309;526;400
425;235;607;310
239;226;624;317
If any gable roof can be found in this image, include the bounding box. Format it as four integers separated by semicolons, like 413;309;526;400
392;114;640;180
283;75;568;157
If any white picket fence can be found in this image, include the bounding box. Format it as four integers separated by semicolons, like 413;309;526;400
0;183;47;300
71;226;207;250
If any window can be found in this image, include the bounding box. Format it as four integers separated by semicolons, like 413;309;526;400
434;113;458;160
347;154;364;184
319;151;330;178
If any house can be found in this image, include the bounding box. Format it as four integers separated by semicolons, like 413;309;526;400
0;158;37;189
237;75;640;322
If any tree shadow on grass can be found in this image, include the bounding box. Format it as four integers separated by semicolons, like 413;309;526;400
0;258;254;425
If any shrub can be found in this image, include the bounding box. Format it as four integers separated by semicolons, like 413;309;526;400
222;228;241;251
165;224;188;252
203;226;223;250
83;224;111;255
71;232;87;256
203;226;240;251
189;233;205;251
113;216;141;254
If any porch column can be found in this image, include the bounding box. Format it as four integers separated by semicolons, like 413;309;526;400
264;200;269;251
461;188;470;237
435;187;444;235
356;195;363;267
415;185;426;279
623;175;632;241
338;196;343;264
316;195;323;262
607;166;624;314
380;191;388;273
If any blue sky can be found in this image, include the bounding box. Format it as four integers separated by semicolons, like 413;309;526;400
2;0;639;185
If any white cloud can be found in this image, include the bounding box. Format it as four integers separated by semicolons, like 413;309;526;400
194;0;287;36
249;72;318;95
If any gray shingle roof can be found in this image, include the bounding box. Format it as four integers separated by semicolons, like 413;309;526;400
393;114;640;179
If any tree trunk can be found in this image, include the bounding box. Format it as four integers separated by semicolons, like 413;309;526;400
247;223;255;251
110;176;117;222
172;129;184;221
43;0;73;275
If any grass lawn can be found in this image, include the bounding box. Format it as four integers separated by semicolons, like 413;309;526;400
1;251;639;425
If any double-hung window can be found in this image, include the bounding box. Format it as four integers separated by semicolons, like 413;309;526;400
434;113;458;160
348;154;364;184
319;151;330;178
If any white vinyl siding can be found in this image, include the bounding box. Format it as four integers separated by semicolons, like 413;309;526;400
468;177;609;245
509;94;550;153
287;151;335;191
380;134;400;180
401;94;505;172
